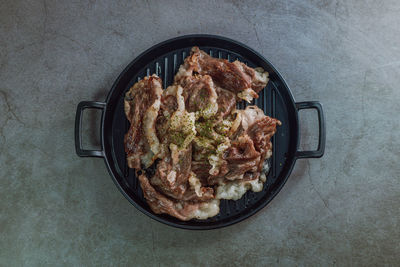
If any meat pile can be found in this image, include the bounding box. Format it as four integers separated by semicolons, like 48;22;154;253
124;47;281;220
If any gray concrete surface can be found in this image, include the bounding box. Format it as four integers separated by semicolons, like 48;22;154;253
1;0;399;266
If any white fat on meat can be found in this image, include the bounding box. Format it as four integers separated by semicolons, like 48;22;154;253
164;85;185;112
143;96;162;156
167;170;177;184
140;149;155;169
254;67;269;84
188;172;202;197
260;161;270;182
237;88;258;103
216;178;263;200
228;111;242;136
175;64;193;81
237;106;266;131
166;85;197;149
190;199;220;220
208;140;230;175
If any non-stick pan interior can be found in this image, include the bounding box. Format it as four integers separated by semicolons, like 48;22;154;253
104;36;299;229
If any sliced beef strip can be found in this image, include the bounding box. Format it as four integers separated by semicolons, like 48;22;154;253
247;115;281;170
207;135;261;185
175;47;269;97
191;160;212;184
216;87;237;119
124;75;163;169
148;144;191;200
179;75;218;113
138;174;208;221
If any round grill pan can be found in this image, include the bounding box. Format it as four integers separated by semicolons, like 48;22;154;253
75;35;326;230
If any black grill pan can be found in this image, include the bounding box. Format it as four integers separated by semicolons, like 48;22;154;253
75;35;326;230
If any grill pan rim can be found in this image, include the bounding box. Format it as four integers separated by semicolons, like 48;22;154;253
101;35;301;230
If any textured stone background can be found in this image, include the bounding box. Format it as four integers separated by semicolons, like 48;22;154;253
1;0;399;266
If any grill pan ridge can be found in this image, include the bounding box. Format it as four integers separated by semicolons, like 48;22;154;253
75;35;326;230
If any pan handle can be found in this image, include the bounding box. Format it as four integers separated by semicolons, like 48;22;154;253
75;101;106;158
295;101;326;159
